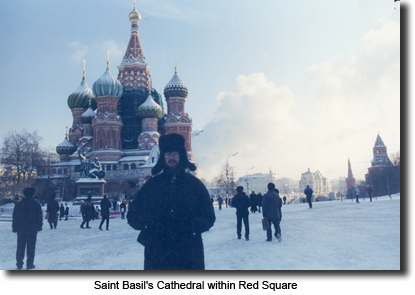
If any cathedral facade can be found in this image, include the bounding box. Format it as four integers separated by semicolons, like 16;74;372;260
48;4;193;197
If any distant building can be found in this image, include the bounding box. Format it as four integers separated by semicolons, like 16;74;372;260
237;170;277;194
345;158;356;191
299;168;329;193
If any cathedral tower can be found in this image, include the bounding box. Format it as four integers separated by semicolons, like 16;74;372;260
163;66;193;160
117;3;151;90
90;56;124;161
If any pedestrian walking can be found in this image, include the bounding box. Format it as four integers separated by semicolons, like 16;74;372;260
99;194;111;230
353;185;360;203
367;184;373;202
46;195;59;229
250;192;257;213
12;187;43;270
257;193;263;213
231;186;251;241
64;203;69;220
80;195;95;229
304;185;313;209
217;196;223;210
127;133;215;270
120;201;126;219
283;196;287;204
262;183;282;242
59;204;65;221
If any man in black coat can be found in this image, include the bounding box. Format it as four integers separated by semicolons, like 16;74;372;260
12;187;43;270
46;195;59;229
262;183;282;242
127;134;216;270
99;194;112;230
232;186;251;241
304;185;313;208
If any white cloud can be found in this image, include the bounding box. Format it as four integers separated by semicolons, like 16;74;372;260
194;20;400;183
138;0;207;22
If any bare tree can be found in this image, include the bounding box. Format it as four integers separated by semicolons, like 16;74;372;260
213;162;237;197
1;130;46;184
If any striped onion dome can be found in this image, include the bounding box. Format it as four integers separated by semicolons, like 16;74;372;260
163;67;188;99
56;136;76;155
67;72;96;110
92;62;123;98
136;91;163;119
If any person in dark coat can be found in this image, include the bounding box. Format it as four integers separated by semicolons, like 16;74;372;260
283;196;287;204
217;196;223;210
256;192;263;212
304;185;313;208
127;133;215;270
46;195;59;229
120;201;127;219
249;191;257;213
12;187;43;270
59;204;65;221
367;184;373;202
99;194;112;230
64;203;69;220
262;183;282;242
231;186;250;240
80;195;95;229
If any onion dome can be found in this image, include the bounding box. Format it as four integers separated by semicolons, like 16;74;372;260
67;71;96;110
129;2;141;21
81;104;95;124
163;67;188;99
92;60;123;98
136;90;163;119
56;136;76;155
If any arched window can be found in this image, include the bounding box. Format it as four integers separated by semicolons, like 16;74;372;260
124;164;129;170
113;165;117;171
107;164;111;171
131;163;136;170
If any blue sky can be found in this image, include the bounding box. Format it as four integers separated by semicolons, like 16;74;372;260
0;0;401;182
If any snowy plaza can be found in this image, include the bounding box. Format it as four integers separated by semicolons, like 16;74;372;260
0;194;400;270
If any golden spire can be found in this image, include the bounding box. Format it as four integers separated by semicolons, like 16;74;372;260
83;60;86;78
107;51;110;69
174;56;178;73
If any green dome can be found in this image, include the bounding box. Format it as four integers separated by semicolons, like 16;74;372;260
92;64;123;98
56;137;76;155
136;92;163;119
67;75;96;110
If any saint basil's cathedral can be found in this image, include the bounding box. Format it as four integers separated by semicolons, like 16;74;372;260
51;4;193;196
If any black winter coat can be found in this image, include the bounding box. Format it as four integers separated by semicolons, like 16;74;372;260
262;190;282;220
47;199;59;222
82;201;95;221
127;168;215;270
100;198;112;218
12;197;43;233
232;192;250;216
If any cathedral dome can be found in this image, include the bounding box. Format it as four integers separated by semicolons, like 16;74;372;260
67;74;96;110
81;105;95;124
163;67;188;99
129;3;141;21
56;136;76;155
92;62;124;98
136;91;163;119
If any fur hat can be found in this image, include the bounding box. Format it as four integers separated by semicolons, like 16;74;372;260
236;186;244;193
152;133;196;175
23;187;35;197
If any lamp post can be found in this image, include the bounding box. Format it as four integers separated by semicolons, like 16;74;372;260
226;152;238;199
245;166;255;193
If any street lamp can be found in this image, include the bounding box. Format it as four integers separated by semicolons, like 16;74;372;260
226;152;238;199
245;166;255;193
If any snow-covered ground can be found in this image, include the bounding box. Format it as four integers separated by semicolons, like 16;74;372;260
0;194;400;270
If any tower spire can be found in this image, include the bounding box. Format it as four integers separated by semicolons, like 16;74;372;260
118;3;151;90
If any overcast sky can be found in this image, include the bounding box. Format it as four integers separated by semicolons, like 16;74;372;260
0;0;400;182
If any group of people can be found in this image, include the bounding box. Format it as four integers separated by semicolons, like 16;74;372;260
231;184;282;242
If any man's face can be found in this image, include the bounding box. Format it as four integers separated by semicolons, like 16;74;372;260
164;151;180;168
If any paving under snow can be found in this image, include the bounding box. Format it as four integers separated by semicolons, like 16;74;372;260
0;194;400;270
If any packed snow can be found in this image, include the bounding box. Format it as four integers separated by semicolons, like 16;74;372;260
0;194;400;270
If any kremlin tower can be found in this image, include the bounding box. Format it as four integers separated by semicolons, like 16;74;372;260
345;158;356;191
